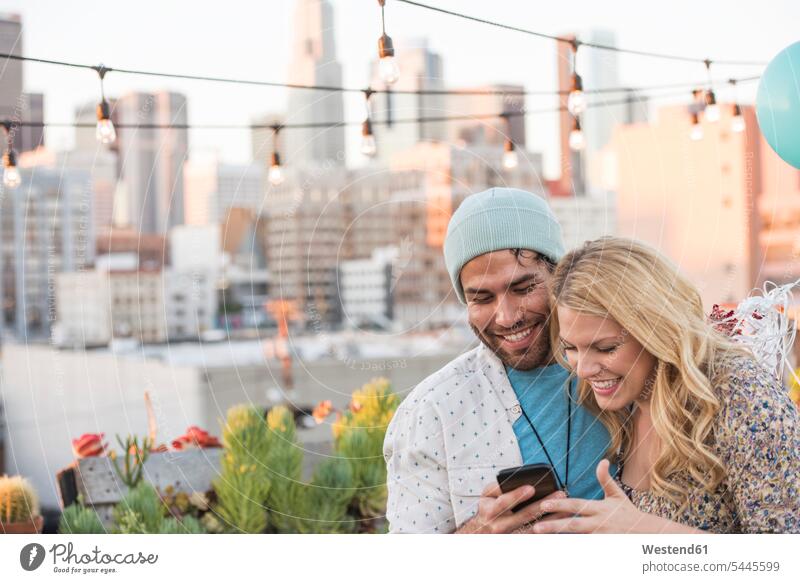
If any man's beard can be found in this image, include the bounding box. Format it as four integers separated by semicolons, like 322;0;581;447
470;318;552;371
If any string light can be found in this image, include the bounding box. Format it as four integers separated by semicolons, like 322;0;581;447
268;124;285;186
569;116;585;151
690;111;703;141
567;40;587;116
394;1;766;67
93;65;116;145
2;121;21;190
499;113;518;169
702;59;720;123
0;51;760;102
729;79;745;133
377;1;400;86
361;89;377;157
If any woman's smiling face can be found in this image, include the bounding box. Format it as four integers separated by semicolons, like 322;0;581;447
556;306;656;411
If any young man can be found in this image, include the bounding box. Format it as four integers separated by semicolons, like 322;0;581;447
383;187;615;533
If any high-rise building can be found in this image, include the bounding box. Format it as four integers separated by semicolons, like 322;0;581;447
0;15;45;154
367;39;447;166
17;92;44;153
264;168;348;327
579;30;648;155
607;103;800;309
0;165;95;339
115;91;189;234
284;0;345;169
446;84;526;149
21;146;118;234
0;14;23;132
337;141;546;330
183;157;264;226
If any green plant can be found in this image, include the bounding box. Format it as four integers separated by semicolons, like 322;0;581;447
211;405;272;533
262;406;304;533
110;435;153;488
112;482;167;534
59;496;105;534
0;475;40;524
299;458;356;533
159;515;205;534
333;378;399;523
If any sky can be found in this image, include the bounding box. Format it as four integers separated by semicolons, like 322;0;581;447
2;0;799;178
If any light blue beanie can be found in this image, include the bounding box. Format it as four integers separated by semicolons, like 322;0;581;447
444;187;565;304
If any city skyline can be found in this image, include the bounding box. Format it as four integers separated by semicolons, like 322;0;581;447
1;0;798;178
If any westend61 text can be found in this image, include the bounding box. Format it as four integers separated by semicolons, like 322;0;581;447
642;544;708;555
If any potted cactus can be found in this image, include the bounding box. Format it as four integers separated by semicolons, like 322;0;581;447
0;475;44;534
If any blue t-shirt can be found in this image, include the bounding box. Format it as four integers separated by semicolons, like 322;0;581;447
506;363;616;500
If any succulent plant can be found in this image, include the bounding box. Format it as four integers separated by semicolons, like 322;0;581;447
112;482;167;534
211;405;272;533
159;515;205;534
58;496;105;534
0;475;40;524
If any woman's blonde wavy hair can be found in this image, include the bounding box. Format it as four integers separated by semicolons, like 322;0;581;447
548;236;749;510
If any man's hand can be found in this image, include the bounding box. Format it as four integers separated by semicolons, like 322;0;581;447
455;482;567;534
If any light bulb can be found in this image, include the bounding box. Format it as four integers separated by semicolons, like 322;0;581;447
96;119;116;145
378;33;399;86
361;134;377;157
3;164;20;189
731;105;745;133
704;90;719;123
268;163;284;186
567;90;587;116
502;149;518;170
569;129;585;151
567;72;586;116
2;148;20;189
361;119;377;157
379;56;400;86
705;104;720;123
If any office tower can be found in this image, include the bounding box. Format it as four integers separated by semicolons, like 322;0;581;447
284;0;346;169
115;91;189;234
446;84;526;149
184;157;264;226
0;166;95;339
609;103;800;309
367;38;447;165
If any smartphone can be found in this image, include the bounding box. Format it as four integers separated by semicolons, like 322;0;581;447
496;463;560;513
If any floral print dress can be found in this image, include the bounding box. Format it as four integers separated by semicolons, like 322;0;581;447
616;357;800;533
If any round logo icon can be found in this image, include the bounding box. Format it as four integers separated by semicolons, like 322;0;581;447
20;543;46;571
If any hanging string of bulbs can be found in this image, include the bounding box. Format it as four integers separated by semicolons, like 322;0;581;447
0;0;765;189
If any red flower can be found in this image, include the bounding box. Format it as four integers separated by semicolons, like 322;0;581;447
171;426;221;450
72;433;107;458
312;400;333;424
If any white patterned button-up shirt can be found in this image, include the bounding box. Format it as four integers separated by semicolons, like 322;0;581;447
383;343;526;533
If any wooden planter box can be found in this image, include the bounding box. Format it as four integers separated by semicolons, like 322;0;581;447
57;448;223;527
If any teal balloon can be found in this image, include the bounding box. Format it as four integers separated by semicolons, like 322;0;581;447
756;41;800;169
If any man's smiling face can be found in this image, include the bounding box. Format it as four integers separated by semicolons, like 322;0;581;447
460;249;554;371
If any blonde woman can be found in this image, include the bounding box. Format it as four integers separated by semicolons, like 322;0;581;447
532;237;800;534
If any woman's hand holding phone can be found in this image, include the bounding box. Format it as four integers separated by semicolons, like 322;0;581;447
455;482;566;534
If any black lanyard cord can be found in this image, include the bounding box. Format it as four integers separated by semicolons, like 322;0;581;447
517;381;573;493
